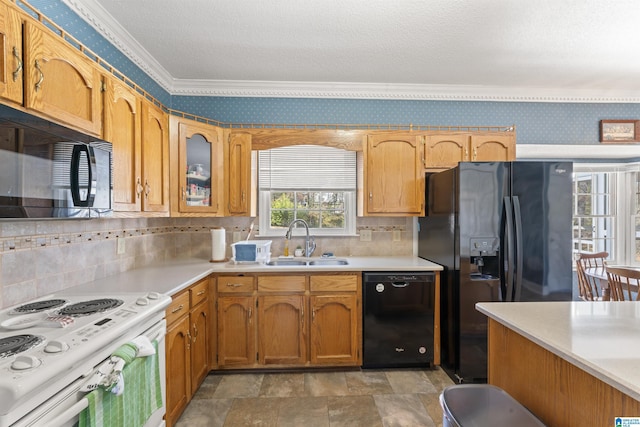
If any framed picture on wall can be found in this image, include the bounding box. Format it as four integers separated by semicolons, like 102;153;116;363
600;120;640;143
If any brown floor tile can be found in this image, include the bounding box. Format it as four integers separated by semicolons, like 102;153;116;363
277;396;329;427
418;393;445;427
385;370;438;394
175;397;233;427
213;373;264;398
373;394;436;427
223;397;280;426
260;373;306;397
305;371;349;396
345;371;393;395
328;395;383;427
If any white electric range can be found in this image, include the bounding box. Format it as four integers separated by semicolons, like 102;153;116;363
0;291;171;427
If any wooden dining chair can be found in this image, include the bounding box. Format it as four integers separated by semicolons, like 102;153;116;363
605;265;640;301
575;251;608;301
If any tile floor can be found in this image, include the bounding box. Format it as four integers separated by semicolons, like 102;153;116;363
176;367;455;426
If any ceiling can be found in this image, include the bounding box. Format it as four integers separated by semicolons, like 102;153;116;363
63;0;640;101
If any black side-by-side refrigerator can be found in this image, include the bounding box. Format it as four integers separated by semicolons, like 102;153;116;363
418;161;573;383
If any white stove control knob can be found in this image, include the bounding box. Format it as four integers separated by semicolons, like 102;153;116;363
147;292;160;300
136;297;149;306
11;355;41;370
44;340;69;353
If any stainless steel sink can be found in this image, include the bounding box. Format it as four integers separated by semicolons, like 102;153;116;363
265;258;349;266
307;259;349;266
265;259;308;266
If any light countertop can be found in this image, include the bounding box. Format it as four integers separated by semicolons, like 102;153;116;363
476;301;640;401
64;256;442;297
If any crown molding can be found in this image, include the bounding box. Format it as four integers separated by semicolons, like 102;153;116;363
61;0;174;93
63;0;640;103
517;144;640;161
171;79;640;102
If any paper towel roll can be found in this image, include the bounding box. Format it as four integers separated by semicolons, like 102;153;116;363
211;227;226;261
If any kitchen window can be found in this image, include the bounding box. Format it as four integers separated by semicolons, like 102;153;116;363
572;163;640;266
257;145;357;237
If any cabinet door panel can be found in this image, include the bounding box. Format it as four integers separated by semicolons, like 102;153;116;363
24;23;102;135
104;77;141;211
366;134;423;215
424;134;470;168
226;132;252;215
190;301;210;394
217;296;255;367
165;315;191;427
310;294;358;365
0;4;22;104
141;102;169;212
258;295;306;365
471;135;515;162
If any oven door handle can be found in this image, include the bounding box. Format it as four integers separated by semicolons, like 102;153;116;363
44;398;89;427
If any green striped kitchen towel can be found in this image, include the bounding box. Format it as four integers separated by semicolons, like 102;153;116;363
78;340;162;427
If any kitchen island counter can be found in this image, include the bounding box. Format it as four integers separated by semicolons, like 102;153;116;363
477;301;640;425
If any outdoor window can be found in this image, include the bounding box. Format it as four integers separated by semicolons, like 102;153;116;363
572;169;616;259
257;145;357;237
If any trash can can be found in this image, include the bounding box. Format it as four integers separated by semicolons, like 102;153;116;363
439;384;546;427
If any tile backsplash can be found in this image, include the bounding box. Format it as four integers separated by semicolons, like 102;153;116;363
0;216;413;308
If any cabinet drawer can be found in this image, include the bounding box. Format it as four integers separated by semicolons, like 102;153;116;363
258;275;306;292
310;274;358;292
166;290;190;325
190;279;208;307
217;276;255;293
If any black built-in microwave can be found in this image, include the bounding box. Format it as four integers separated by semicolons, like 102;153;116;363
0;105;112;219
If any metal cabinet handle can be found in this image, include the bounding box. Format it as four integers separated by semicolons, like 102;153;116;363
197;290;206;296
192;323;198;341
171;304;184;314
181;186;186;201
144;179;151;199
226;283;243;288
12;47;22;82
136;177;143;197
186;331;192;349
34;59;44;92
473;147;477;160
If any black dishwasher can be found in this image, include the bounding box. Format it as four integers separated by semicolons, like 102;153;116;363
363;272;436;368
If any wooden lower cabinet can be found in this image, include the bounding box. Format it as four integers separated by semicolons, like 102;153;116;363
215;273;361;369
217;295;256;367
310;293;359;365
258;294;306;365
165;277;212;427
165;314;191;427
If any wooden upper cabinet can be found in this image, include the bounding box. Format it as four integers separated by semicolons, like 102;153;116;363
471;134;515;162
365;134;424;216
170;117;223;216
0;3;23;104
23;22;102;136
225;132;252;216
424;134;470;169
425;132;516;170
140;101;169;213
103;76;142;212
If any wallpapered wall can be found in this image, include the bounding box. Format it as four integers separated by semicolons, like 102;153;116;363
27;0;640;147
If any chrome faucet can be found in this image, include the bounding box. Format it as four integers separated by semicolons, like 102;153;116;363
285;219;316;257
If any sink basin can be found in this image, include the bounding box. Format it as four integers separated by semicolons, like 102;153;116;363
266;259;308;266
265;258;349;266
308;259;349;266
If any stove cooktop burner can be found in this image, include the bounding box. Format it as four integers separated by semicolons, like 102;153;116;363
12;299;67;314
0;334;45;359
57;298;124;317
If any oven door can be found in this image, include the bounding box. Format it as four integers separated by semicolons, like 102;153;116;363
12;319;166;427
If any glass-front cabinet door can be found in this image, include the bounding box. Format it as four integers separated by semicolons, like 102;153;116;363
177;121;222;214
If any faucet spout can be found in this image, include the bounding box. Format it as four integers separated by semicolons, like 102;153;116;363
286;219;316;258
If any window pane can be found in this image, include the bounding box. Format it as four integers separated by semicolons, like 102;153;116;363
576;180;592;194
576;195;591;215
270;192;294;228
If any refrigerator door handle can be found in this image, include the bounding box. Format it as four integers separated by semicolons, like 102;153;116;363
512;196;524;302
502;196;515;302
